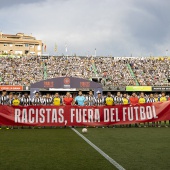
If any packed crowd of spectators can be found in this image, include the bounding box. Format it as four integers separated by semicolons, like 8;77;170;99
129;57;170;86
46;56;94;80
0;56;43;86
0;56;169;87
95;57;136;87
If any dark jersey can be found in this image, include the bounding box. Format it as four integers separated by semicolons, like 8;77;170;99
8;98;13;105
146;98;155;103
32;97;42;105
43;97;52;105
0;95;9;105
85;96;95;106
21;97;32;106
94;97;104;106
114;96;123;105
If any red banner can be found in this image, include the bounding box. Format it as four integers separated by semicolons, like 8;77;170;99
0;85;23;91
0;101;170;126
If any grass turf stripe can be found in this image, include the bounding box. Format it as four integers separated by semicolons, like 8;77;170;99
72;128;125;170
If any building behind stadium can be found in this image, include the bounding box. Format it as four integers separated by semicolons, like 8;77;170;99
0;32;42;56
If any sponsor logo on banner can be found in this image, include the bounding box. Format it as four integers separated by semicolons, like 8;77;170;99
64;78;70;85
126;86;152;91
80;82;90;88
64;78;71;88
103;87;126;91
43;81;54;88
152;86;170;91
0;101;170;126
0;86;23;91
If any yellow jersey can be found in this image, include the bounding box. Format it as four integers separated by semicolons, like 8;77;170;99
53;97;62;106
122;98;129;105
105;97;114;106
12;99;20;106
159;97;167;102
138;98;146;104
154;98;159;102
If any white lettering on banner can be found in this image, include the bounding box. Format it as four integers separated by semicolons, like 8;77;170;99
104;108;109;122
71;109;75;123
83;109;87;123
152;106;158;118
122;106;157;121
76;109;81;123
58;108;64;123
46;109;51;123
14;106;158;124
15;109;21;122
39;109;45;123
52;109;57;123
14;108;65;124
22;109;27;123
70;108;101;123
134;107;139;120
129;107;135;121
146;106;152;119
94;109;100;122
88;109;93;122
110;108;115;122
104;108;120;122
29;109;34;123
140;107;146;120
122;107;126;121
36;109;39;123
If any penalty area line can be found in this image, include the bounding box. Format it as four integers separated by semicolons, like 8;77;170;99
71;128;125;170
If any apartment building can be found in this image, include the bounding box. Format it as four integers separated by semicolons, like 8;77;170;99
0;32;42;55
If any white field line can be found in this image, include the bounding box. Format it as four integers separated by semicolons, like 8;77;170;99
71;128;125;170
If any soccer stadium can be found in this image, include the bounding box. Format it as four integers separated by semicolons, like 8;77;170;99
0;1;170;170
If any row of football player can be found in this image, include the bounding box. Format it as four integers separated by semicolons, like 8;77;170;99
0;90;170;106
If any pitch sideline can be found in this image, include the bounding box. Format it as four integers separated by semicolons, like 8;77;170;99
71;128;125;170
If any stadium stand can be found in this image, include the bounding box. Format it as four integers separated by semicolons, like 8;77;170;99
129;57;170;86
0;56;169;86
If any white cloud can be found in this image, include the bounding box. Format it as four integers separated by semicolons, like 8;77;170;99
0;0;170;56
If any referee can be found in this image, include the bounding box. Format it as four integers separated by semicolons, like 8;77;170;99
74;90;86;106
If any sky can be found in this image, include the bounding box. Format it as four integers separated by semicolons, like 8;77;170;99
0;0;170;56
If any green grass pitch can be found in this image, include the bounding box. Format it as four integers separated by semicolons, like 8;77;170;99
0;127;170;170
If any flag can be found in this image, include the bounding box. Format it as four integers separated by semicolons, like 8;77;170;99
44;45;46;52
95;48;96;57
55;43;57;52
65;44;67;53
